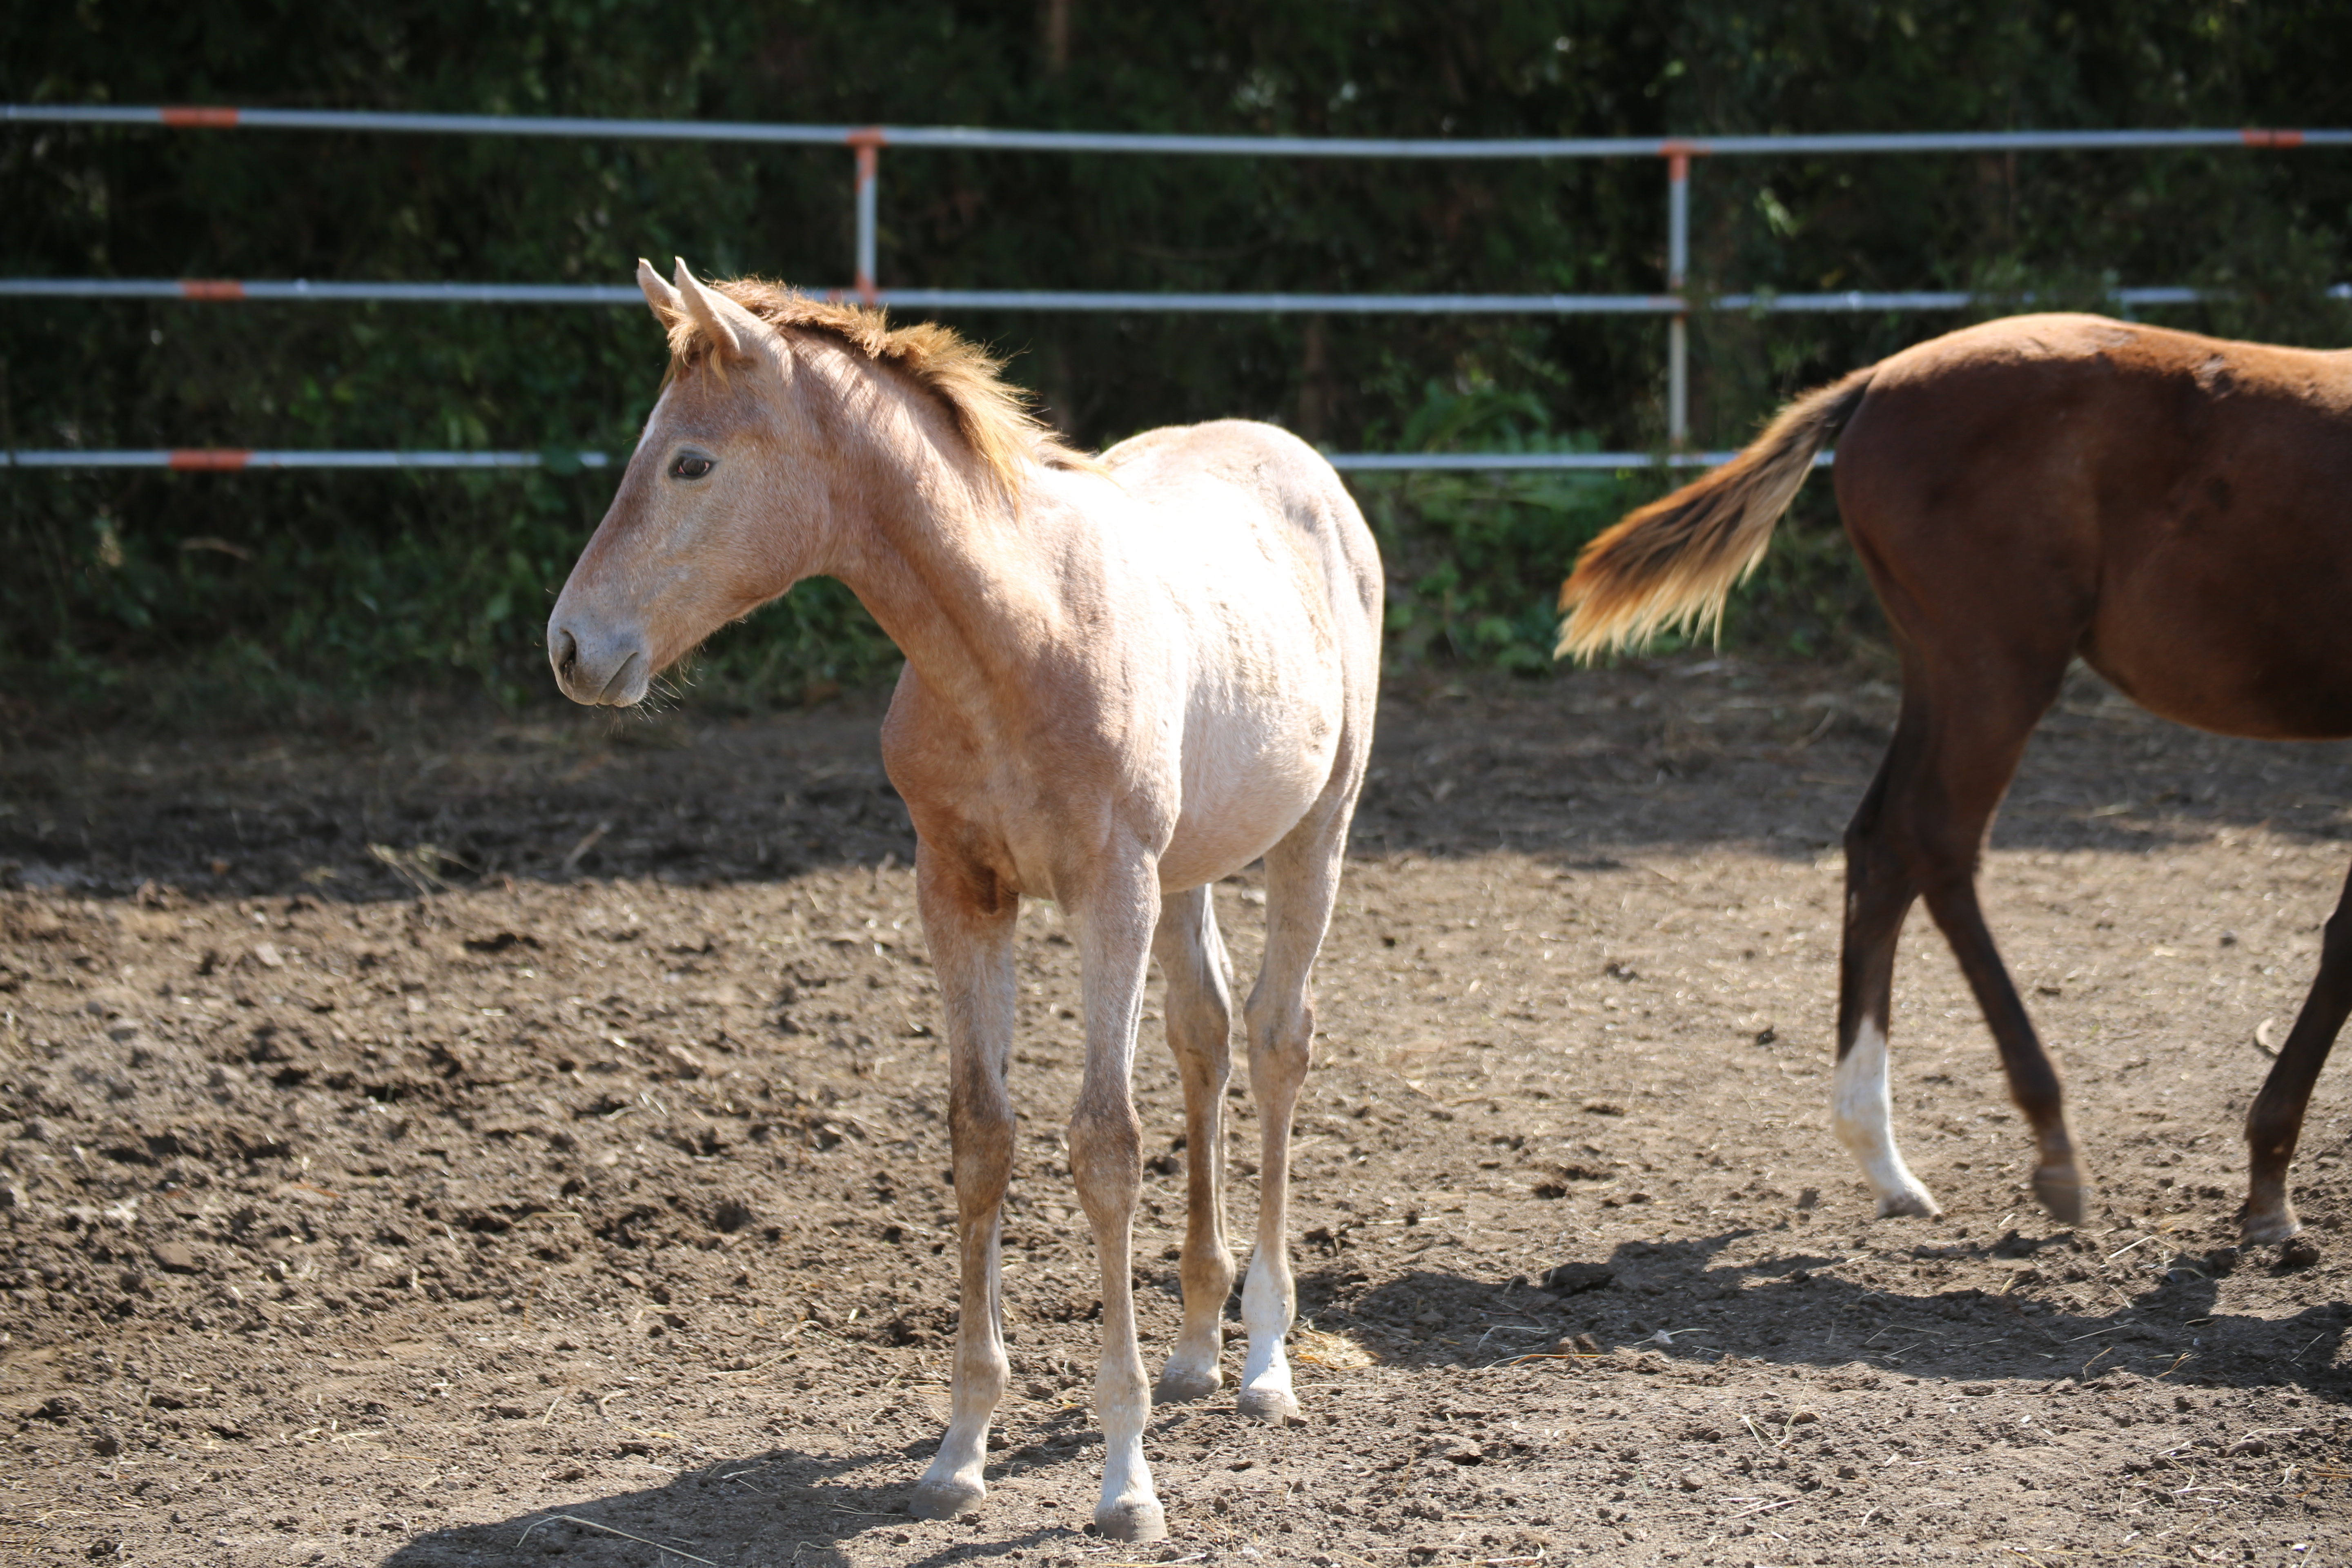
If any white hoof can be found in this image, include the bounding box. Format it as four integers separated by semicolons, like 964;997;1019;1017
1154;1361;1222;1405
1094;1499;1167;1542
907;1477;984;1521
1874;1184;1941;1220
1236;1383;1299;1422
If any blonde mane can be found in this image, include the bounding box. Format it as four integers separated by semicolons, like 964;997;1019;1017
663;279;1097;490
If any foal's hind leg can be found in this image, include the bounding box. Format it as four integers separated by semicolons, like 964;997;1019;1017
1065;855;1168;1543
2243;860;2352;1244
1150;885;1238;1401
1236;802;1354;1422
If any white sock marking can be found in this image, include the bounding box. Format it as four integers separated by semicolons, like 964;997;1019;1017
1237;1247;1295;1410
1094;1373;1157;1523
1831;1020;1936;1214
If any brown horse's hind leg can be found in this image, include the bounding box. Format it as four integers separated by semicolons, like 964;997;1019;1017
1842;663;2090;1225
1900;666;2089;1225
2243;860;2352;1244
1920;874;2087;1225
1834;736;1938;1218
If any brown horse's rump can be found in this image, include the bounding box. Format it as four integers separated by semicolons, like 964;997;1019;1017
1837;314;2352;740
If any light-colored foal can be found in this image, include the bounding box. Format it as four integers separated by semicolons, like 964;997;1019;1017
546;261;1382;1541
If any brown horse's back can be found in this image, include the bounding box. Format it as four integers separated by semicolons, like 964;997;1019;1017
1835;313;2352;740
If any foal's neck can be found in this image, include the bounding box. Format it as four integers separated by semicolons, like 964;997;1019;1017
817;380;1056;714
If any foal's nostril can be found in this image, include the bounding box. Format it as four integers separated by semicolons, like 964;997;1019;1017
553;626;579;682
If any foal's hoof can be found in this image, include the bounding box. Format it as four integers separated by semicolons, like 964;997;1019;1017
1093;1499;1167;1543
1874;1186;1941;1221
1236;1385;1300;1423
2031;1166;2089;1228
907;1479;985;1522
1153;1364;1222;1405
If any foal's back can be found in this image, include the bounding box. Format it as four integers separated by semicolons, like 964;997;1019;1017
1102;418;1382;639
1099;420;1383;886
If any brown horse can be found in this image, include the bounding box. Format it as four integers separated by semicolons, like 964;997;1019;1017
1558;312;2352;1247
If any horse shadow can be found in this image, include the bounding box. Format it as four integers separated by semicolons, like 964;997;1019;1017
1311;1227;2352;1399
377;1227;2346;1565
376;1425;1093;1568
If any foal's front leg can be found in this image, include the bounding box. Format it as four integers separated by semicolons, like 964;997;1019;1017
1067;860;1167;1543
908;848;1020;1523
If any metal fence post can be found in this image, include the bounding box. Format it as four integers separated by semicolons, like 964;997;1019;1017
1666;145;1691;445
850;129;883;303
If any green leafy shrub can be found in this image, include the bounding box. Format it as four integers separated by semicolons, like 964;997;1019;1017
6;2;2350;718
1351;375;1880;676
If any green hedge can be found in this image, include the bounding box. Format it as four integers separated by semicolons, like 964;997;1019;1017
6;2;2352;719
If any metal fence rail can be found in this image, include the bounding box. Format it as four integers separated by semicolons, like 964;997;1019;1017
8;102;2345;156
14;277;2337;313
0;449;609;470
1;448;1768;472
8;100;2347;461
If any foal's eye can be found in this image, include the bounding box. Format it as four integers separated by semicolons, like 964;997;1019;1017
670;454;714;481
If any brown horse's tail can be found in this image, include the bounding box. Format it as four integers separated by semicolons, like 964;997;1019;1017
1555;365;1876;661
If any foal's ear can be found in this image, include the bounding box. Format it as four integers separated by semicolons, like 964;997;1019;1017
637;258;687;330
671;258;752;361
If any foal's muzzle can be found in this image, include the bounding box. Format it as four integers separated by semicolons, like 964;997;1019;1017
547;619;651;707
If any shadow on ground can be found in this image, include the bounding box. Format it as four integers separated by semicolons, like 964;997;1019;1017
12;659;2352;906
380;1405;1243;1568
380;1440;1035;1568
1325;1237;2352;1400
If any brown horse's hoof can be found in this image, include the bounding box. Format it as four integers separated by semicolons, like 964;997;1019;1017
2031;1165;2089;1227
907;1479;985;1521
2241;1205;2303;1248
1093;1499;1167;1543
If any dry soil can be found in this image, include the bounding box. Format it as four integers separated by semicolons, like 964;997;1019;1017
2;657;2348;1567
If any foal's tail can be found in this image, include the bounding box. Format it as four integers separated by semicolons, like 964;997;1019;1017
1555;366;1875;661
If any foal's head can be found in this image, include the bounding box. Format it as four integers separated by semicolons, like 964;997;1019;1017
547;259;1057;707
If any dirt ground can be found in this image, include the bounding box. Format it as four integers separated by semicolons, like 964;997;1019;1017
3;656;2350;1568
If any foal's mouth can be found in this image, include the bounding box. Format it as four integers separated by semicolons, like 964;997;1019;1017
594;650;644;706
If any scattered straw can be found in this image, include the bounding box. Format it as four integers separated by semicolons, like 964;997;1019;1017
517;1514;719;1565
1726;1497;1797;1519
1294;1327;1378;1370
2060;1321;2133;1343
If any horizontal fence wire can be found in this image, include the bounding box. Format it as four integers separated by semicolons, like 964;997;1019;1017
7;102;2350;158
9;103;2342;475
0;450;611;470
8;279;2340;313
0;448;1776;472
1326;451;1755;471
